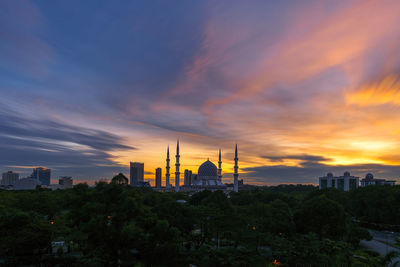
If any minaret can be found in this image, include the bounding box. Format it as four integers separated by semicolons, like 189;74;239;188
218;149;222;181
175;139;180;191
166;146;170;188
233;144;239;192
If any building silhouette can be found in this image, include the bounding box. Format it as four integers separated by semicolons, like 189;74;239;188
360;173;396;186
184;169;192;186
32;167;51;186
319;172;359;191
130;162;144;186
155;167;162;188
1;171;19;186
59;176;73;189
165;141;239;192
14;177;40;190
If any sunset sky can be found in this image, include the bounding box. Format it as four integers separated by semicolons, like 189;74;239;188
1;0;400;185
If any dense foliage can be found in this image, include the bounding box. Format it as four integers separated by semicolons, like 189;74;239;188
1;183;399;266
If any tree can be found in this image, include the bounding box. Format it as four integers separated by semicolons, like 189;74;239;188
0;208;51;265
295;195;347;240
111;173;128;185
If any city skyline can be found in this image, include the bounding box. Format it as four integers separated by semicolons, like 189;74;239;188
2;1;400;185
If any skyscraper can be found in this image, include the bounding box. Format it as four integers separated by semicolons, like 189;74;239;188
234;144;239;192
130;162;144;186
32;167;51;186
175;139;180;191
1;171;19;186
184;169;192;186
155;167;162;188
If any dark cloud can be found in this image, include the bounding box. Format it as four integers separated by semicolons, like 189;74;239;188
0;109;135;180
244;155;400;184
262;154;331;163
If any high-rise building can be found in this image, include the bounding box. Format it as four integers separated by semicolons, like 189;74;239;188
59;176;73;189
32;167;51;186
155;168;162;188
184;169;192;186
1;171;19;186
130;162;144;186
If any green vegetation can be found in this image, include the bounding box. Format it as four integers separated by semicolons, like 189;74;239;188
0;182;399;266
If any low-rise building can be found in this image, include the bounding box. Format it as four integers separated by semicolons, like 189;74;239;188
319;172;359;191
360;173;396;187
14;177;41;190
59;176;73;189
1;171;19;186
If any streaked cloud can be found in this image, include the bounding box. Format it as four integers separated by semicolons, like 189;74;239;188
0;109;135;179
346;75;400;106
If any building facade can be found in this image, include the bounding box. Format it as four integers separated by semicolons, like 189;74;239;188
14;177;40;190
155;167;162;188
32;167;51;186
130;162;144;186
360;173;396;187
319;172;359;191
184;169;192;186
1;171;19;186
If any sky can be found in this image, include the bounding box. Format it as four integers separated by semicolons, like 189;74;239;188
1;0;400;185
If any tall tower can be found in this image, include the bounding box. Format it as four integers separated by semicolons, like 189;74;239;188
33;167;51;186
130;162;144;186
184;169;192;186
166;146;171;188
155;168;162;188
218;149;222;181
233;144;239;192
175;139;180;191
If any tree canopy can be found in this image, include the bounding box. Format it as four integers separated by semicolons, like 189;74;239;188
1;183;399;266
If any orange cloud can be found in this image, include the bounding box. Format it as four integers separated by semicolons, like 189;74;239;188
346;75;400;106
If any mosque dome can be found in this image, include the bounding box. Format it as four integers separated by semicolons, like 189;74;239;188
198;160;218;177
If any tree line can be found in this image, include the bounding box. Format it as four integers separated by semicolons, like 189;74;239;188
0;177;399;266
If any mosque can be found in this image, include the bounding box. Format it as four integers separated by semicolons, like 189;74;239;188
164;140;240;192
